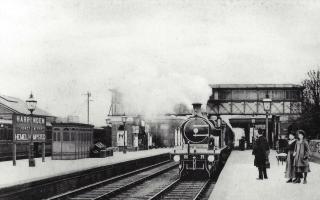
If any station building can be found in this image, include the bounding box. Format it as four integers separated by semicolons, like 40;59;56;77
207;84;304;148
0;94;56;160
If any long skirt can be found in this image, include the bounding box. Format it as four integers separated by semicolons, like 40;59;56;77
285;151;295;179
295;166;311;173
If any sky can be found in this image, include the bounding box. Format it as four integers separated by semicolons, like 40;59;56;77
1;0;320;126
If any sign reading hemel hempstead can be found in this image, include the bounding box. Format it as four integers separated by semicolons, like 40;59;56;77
12;114;46;142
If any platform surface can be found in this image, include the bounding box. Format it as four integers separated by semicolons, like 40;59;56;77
210;150;320;200
0;148;171;189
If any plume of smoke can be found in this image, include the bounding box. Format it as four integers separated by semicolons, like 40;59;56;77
110;66;211;118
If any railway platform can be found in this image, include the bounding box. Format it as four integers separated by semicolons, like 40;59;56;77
210;150;320;200
0;148;172;200
0;148;171;189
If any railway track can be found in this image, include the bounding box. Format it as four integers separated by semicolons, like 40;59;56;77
109;168;179;200
148;178;212;200
47;161;178;200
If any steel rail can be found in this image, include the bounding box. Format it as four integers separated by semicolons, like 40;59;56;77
74;162;177;200
148;179;211;200
192;179;211;200
47;160;175;200
147;178;180;200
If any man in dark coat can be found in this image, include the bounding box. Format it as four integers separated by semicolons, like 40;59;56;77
252;130;270;180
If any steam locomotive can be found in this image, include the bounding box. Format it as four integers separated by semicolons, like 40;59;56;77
172;103;234;178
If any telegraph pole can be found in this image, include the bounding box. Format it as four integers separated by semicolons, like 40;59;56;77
83;92;92;124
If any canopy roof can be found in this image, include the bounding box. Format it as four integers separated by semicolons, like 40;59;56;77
209;84;304;90
0;94;53;117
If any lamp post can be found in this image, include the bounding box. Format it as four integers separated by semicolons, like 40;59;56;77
251;118;256;148
262;96;272;144
216;115;222;128
121;115;127;154
216;115;222;147
26;92;37;167
221;121;226;148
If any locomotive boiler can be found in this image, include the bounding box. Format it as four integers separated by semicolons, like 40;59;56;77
172;103;233;178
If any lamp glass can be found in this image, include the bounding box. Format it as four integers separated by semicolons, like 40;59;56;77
217;117;221;128
121;116;127;123
26;93;37;112
262;98;272;112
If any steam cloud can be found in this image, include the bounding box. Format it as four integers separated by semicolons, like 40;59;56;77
110;66;211;117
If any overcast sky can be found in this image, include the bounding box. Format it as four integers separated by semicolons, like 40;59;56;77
1;0;320;125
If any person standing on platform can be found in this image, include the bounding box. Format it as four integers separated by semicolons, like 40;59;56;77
293;130;311;184
252;129;270;180
285;133;296;183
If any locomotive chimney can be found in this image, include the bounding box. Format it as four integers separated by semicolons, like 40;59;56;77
192;103;202;116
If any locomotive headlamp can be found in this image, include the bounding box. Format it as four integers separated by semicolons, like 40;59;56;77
173;155;180;162
208;155;215;162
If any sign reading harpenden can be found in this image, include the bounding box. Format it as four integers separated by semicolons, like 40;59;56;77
12;114;46;142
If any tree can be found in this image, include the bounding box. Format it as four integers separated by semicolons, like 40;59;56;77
297;69;320;139
302;69;320;111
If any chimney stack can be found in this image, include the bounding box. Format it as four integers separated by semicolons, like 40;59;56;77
192;103;202;116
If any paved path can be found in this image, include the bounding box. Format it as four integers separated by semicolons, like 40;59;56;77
210;150;320;200
0;148;171;189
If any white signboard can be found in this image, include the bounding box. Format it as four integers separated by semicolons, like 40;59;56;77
134;136;138;147
117;130;127;146
149;134;152;147
132;126;139;134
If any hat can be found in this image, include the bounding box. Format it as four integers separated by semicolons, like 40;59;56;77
297;129;305;137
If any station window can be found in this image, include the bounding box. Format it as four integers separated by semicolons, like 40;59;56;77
0;128;5;140
52;132;56;141
62;128;69;141
271;90;285;100
258;90;269;100
46;129;52;140
219;90;232;100
79;132;83;142
71;132;76;141
0;128;13;141
245;90;258;100
63;132;70;141
56;132;61;141
286;90;300;100
232;90;246;100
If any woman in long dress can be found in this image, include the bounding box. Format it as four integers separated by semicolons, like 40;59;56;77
293;130;311;184
285;133;296;183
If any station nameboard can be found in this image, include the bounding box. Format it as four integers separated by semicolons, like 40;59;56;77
12;114;46;142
